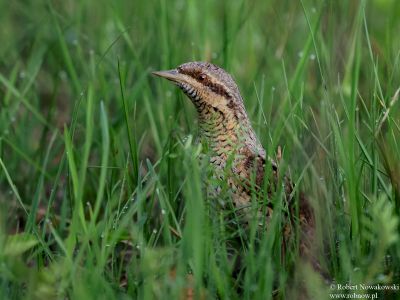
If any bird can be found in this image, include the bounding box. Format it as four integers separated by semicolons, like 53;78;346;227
152;61;320;282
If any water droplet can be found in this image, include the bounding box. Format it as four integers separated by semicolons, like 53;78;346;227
310;54;316;60
19;71;26;79
176;0;184;10
250;284;258;291
153;229;157;234
59;71;67;80
298;51;303;58
161;209;166;215
377;274;386;281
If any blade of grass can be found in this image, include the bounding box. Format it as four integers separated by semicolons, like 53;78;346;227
64;125;87;232
118;59;139;187
0;158;28;216
92;101;110;223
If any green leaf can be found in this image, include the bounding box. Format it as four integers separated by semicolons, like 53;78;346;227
3;233;38;257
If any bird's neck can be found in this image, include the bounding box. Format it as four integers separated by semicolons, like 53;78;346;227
196;103;264;161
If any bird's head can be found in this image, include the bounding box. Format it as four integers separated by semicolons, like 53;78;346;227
153;61;265;158
153;62;247;119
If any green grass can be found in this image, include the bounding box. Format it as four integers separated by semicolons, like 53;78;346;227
1;0;400;299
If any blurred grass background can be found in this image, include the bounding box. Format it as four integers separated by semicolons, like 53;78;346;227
0;0;400;299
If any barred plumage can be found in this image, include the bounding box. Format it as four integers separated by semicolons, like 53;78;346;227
153;62;319;272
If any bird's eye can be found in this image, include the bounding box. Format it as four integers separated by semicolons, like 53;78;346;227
198;74;206;81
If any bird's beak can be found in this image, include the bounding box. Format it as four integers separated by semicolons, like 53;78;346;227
152;69;182;84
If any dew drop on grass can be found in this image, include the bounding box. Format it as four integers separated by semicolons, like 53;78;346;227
250;284;258;291
176;0;184;11
59;71;67;80
161;209;166;215
310;54;316;60
153;229;157;234
377;274;386;281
